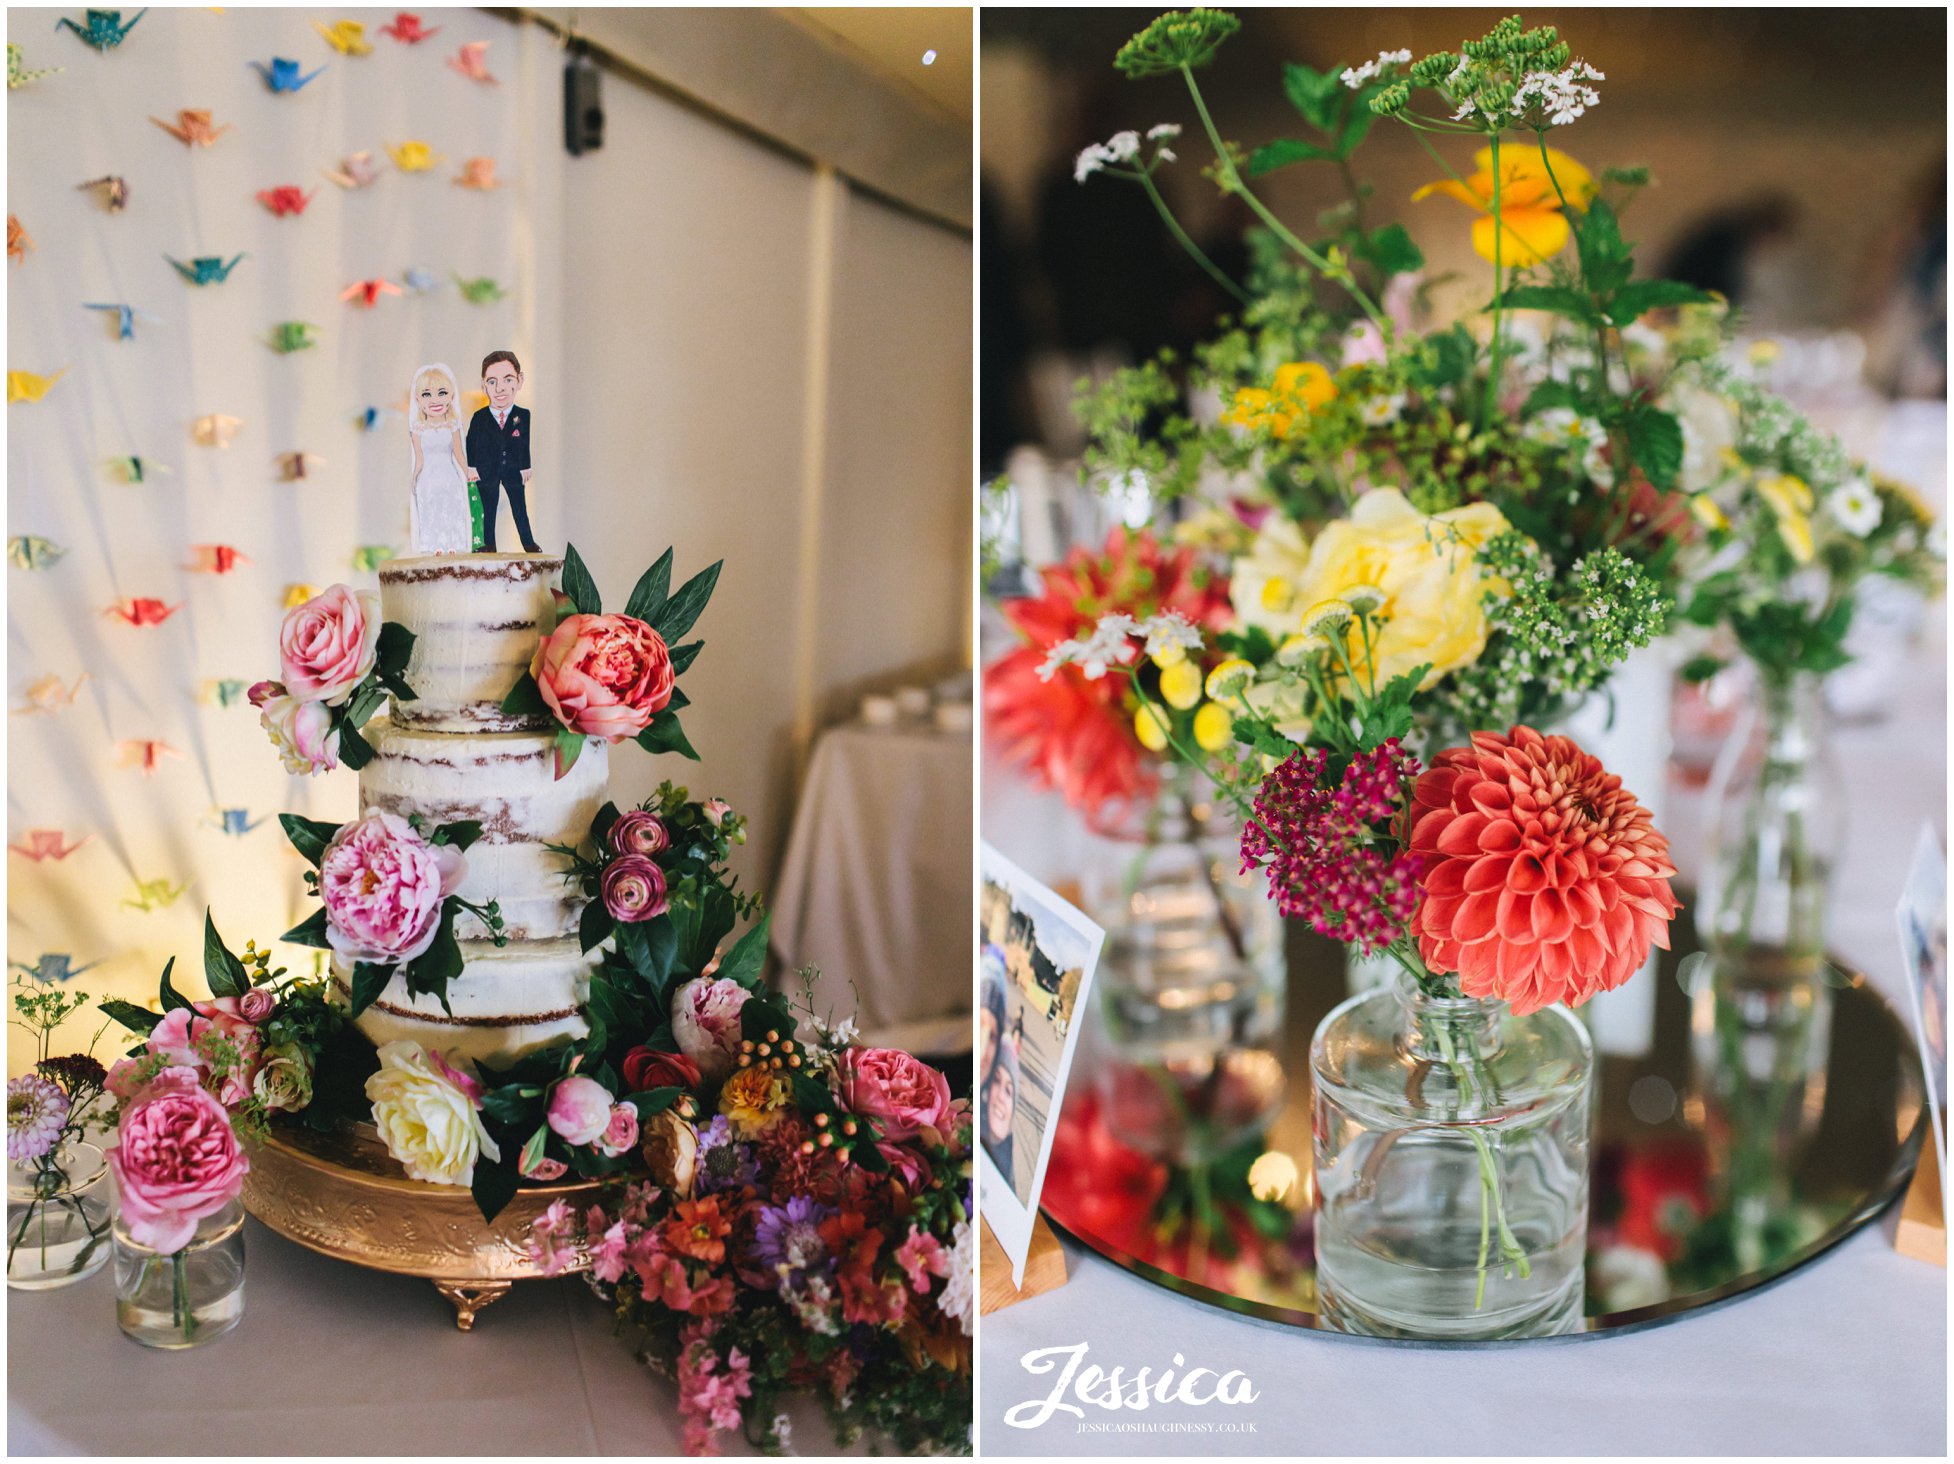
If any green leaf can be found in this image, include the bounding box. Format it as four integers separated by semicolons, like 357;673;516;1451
1679;653;1724;684
471;1152;520;1225
560;543;602;617
1356;222;1422;278
433;819;485;852
1606;278;1715;325
650;560;722;643
554;729;587;779
636;712;698;761
1280;61;1342;132
668;641;704;677
479;1083;537;1127
377;672;417;704
1522;380;1581;417
623;548;674;625
1493;284;1601;322
401;901;465;1013
1575;201;1633;293
622;1085;682;1117
375;621;417;678
158;956;192;1013
715;912;772;990
280;813;341;868
579;897;614;954
1624;407;1685;489
347;962;393;1018
100;998;162;1035
344;683;388;731
500;670;547;718
281;906;332;949
337;720;375;771
519;1124;549;1176
1246;136;1339;175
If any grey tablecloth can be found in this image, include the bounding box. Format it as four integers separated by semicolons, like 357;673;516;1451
8;1220;870;1456
771;721;972;1052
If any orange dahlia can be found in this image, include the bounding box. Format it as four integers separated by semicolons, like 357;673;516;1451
1408;725;1680;1015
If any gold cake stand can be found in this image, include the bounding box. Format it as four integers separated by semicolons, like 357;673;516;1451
241;1120;600;1330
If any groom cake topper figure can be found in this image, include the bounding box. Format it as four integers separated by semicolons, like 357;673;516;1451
465;349;541;554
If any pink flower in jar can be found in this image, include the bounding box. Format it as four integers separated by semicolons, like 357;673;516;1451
318;811;466;965
108;1068;249;1254
278;584;381;706
529;613;675;742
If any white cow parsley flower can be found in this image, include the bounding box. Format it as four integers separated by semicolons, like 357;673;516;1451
1147;122;1182;140
1826;478;1883;537
1039;614;1141;680
939;1220;975;1336
1514;61;1604;126
1525;406;1608;454
1137;612;1203;662
1340;48;1411;90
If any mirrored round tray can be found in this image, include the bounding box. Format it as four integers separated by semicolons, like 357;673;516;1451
1040;914;1928;1343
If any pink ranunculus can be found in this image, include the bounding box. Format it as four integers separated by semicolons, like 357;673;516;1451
601;854;668;923
608;809;670;858
319;811;466;965
238;989;276;1024
519;1149;569;1182
278;584;381;707
548;1075;615;1146
669;977;750;1083
837;1047;956;1144
528;612;675;742
258;692;340;775
108;1068;249;1254
598;1101;640;1158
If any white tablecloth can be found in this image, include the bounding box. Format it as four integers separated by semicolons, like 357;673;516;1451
8;1220;871;1456
772;721;972;1052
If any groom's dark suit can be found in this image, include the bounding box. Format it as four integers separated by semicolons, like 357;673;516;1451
465;403;538;553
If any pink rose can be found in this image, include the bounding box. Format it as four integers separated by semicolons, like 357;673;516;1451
608;809;670;858
319;811;465;964
548;1075;615;1146
597;1101;640;1158
149;1000;264;1108
837;1047;955;1144
258;691;340;775
528;612;675;742
601;855;668;923
278;585;380;707
669;977;749;1083
108;1068;249;1254
238;989;276;1024
519;1149;568;1182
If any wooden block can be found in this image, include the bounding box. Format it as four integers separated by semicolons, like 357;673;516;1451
1896;1133;1946;1267
980;1212;1068;1314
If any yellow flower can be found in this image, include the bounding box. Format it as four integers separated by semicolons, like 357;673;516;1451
1192;701;1233;752
1242;678;1312;743
1159;658;1204;710
1204;658;1255;700
1277;632;1328;666
1230;519;1312;634
1285;487;1514;690
1150;640;1187;669
718;1065;789;1138
1220;362;1337;439
1259;576;1296;614
1747;339;1782;366
1756;473;1814;518
1689;494;1730;532
1776;511;1815;564
1413;145;1594;266
1133;703;1170;752
1300;599;1355;637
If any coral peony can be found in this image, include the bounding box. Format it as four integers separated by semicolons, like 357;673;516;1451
530;612;675;742
319;811;466;964
278;584;380;706
365;1042;498;1186
109;1068;249;1253
256;688;341;775
1409;725;1680;1014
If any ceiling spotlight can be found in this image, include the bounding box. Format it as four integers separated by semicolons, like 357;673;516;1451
921;48;937;65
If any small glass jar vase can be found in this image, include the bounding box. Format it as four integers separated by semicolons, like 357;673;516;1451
113;1199;246;1349
7;1141;114;1290
1312;975;1593;1340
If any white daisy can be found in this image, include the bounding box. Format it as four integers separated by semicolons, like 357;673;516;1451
1826;478;1882;537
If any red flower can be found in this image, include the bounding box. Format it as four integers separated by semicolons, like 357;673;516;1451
661;1195;733;1265
1409;725;1680;1014
985;527;1231;826
621;1046;700;1094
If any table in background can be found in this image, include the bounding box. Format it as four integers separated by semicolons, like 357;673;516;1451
772;720;971;1053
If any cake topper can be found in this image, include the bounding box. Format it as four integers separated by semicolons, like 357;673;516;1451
464;350;540;553
407;362;475;555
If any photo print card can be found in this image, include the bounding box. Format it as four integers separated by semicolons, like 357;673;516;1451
1896;823;1947;1178
978;843;1106;1285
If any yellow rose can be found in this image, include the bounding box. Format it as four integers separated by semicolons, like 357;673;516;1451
365;1042;499;1188
1287;487;1513;689
718;1064;789;1138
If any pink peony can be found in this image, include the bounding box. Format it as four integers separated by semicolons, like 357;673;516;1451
238;989;276;1024
597;1101;640;1158
278;585;380;707
669;977;750;1083
837;1047;955;1144
529;612;675;742
108;1068;249;1254
258;691;340;775
149;1000;264;1108
548;1075;615;1146
319;811;466;965
601;855;668;923
609;809;670;857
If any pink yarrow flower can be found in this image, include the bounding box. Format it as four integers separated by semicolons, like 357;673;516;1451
319;811;466;965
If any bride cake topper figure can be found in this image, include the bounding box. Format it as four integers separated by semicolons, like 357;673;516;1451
464;349;540;554
406;362;478;555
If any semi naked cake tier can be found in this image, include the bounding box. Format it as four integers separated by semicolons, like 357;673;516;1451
330;938;597;1064
380;553;560;733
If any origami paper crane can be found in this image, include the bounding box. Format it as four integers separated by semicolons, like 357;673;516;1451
250;56;324;93
9;44;65;88
10;954;101;984
454;274;509;305
283;583;320;609
118;739;184;775
340;277;402;309
77;175;128;212
323;151;378;189
84;302;159;341
315;19;372;57
192;413;243;448
256;185;314;217
400;265;438;295
107;597;181;627
56;9;145;51
353;405;398;432
387;140;442;173
166;254;245;286
151;108;231;147
351;544;397;572
206;807;270;837
191;544;250;574
124;876;187;913
453;157;503;191
381;12;438;43
7;536;66;570
10;829;91;862
267;321;319;354
448;41;496;84
108;455;170;483
8;369;66;404
9;216;32;265
202;678;250;707
13;672;89;716
275;451;324;481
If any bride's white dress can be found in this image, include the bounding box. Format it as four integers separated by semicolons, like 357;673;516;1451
410;425;472;554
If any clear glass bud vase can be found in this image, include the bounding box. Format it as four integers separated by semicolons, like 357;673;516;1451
7;1141;113;1290
1312;975;1593;1339
113;1199;246;1349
